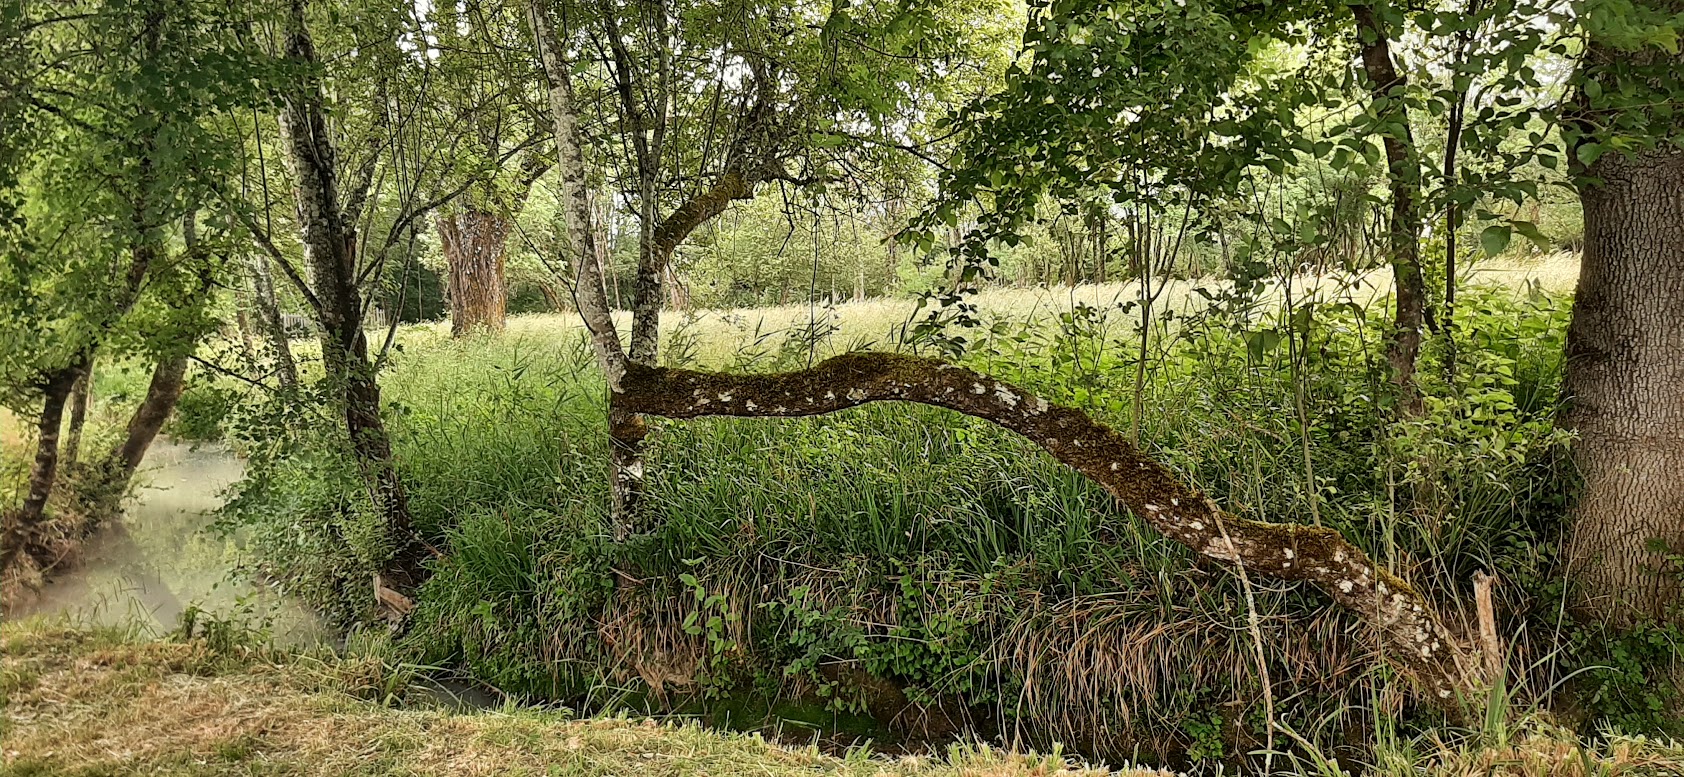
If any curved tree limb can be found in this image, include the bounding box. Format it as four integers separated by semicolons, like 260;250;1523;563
616;352;1483;713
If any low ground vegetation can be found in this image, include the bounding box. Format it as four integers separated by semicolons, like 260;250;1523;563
5;615;1680;776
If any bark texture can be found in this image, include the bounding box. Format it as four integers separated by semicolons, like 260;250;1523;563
1;362;88;570
617;353;1483;710
104;353;189;485
530;0;790;537
526;0;625;383
1564;145;1684;624
528;0;649;536
437;208;512;337
246;250;299;389
1352;3;1426;415
277;0;420;599
62;368;92;470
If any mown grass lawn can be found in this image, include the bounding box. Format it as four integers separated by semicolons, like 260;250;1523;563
0;619;1169;777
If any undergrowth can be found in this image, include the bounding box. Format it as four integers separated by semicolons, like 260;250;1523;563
213;283;1684;770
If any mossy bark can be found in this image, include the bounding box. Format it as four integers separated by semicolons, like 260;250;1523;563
617;352;1482;712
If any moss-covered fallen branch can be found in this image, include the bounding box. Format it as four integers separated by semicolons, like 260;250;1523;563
618;352;1483;711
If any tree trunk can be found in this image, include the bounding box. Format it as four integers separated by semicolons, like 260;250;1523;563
1564;147;1684;624
62;367;92;470
437;207;511;337
527;0;641;538
277;0;420;606
536;281;564;312
246;250;299;390
1352;2;1426;416
2;360;88;570
103;353;189;486
615;353;1484;712
664;263;690;311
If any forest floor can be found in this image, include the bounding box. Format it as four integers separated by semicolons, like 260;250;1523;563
0;619;1170;777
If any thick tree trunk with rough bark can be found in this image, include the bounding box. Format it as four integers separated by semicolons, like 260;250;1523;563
437;208;511;337
1352;3;1426;415
1564;146;1684;624
277;0;420;606
615;352;1483;711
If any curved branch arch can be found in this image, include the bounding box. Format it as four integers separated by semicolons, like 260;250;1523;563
617;352;1483;712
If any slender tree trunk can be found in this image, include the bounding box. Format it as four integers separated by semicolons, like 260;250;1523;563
62;367;93;470
527;0;643;538
537;281;564;312
1564;148;1684;624
247;250;298;389
277;0;419;603
1352;3;1426;416
103;353;189;487
437;207;511;337
664;263;690;311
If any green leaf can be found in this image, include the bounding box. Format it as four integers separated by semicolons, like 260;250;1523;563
1512;220;1552;251
1577;142;1607;167
1245;328;1282;361
1481;225;1513;255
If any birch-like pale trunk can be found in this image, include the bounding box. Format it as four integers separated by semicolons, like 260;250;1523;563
247;250;299;389
526;0;648;537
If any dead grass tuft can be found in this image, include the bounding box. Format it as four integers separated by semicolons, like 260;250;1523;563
1421;726;1684;777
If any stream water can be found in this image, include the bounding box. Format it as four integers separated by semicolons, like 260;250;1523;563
11;441;328;645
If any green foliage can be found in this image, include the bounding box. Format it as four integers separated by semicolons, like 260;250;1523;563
164;375;236;442
1571;620;1684;735
0;0;258;413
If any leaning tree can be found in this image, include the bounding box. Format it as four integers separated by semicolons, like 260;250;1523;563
247;0;504;609
529;0;1682;712
0;0;253;573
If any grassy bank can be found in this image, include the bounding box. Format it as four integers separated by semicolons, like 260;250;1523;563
5;619;1681;776
0;619;1170;776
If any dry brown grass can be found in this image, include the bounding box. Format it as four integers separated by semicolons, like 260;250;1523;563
1;619;1177;777
1410;726;1684;777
